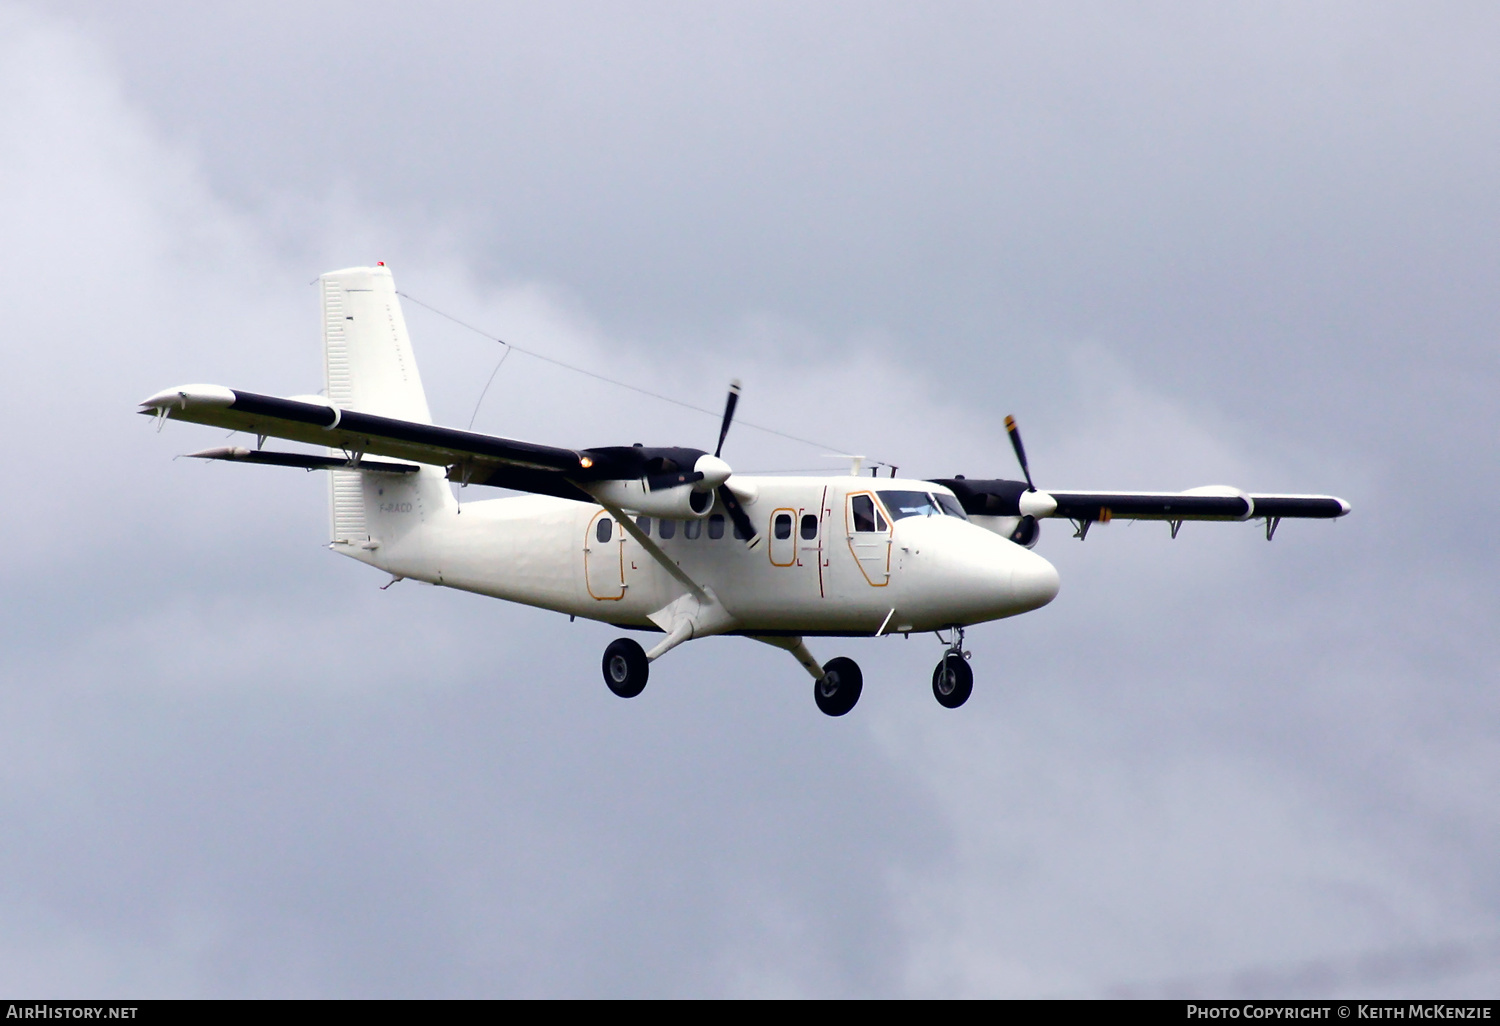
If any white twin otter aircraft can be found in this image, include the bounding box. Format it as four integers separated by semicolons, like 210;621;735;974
141;265;1350;716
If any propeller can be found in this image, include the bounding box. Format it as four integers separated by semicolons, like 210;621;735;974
1004;415;1035;492
711;379;760;547
715;380;740;459
1004;415;1056;518
645;468;705;491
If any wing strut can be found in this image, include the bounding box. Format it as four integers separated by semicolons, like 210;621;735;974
595;500;740;659
598;498;707;602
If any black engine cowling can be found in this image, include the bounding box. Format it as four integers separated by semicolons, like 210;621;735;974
928;477;1041;549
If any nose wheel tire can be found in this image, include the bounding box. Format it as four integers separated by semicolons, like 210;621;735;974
602;638;649;698
814;656;863;716
932;654;973;709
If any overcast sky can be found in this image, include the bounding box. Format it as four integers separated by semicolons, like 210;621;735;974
1;0;1496;997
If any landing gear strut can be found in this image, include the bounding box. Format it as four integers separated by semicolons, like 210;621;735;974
602;637;649;698
749;636;864;717
814;656;863;717
931;627;973;709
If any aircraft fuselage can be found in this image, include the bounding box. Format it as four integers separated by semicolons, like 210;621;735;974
344;472;1060;637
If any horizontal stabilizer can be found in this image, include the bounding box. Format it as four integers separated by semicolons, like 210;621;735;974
186;447;419;474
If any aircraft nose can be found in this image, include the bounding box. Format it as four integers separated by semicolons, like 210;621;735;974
1012;552;1060;611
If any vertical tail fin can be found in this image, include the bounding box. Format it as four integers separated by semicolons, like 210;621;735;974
321;265;454;550
322;264;433;422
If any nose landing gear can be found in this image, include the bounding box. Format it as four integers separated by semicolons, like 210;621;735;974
931;627;973;708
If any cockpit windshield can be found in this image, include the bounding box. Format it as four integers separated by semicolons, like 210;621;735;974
878;490;968;521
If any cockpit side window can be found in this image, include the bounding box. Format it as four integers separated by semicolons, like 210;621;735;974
851;494;878;532
934;493;968;520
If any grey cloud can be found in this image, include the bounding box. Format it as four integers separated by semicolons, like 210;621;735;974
3;0;1497;997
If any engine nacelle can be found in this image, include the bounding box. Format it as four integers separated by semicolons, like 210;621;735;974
582;479;715;519
968;514;1041;549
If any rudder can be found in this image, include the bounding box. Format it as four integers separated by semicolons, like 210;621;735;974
321;265;454;549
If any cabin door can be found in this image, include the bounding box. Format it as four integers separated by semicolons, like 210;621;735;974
768;491;828;598
584;510;626;600
844;489;892;587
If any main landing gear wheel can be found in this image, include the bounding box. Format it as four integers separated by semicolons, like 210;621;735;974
932;653;973;709
814;656;863;717
602;638;649;698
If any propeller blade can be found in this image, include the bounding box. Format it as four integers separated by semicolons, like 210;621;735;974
646;469;706;492
1004;415;1036;492
714;380;741;459
717;484;761;548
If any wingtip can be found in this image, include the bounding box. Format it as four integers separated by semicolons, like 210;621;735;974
138;384;236;410
185;447;251;460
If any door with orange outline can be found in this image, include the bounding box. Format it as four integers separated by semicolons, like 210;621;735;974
768;498;829;597
584;509;626;600
768;508;798;567
844;489;892;586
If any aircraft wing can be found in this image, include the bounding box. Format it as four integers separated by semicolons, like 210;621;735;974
140;384;597;501
932;478;1349;523
1045;489;1349;522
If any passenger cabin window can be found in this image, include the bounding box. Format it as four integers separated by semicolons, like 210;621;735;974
658;519;676;539
708;514;725;539
800;514;818;540
774;513;793;540
636;516;652;536
596;518;612;543
733;518;750;540
850;494;887;532
684;519;702;540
